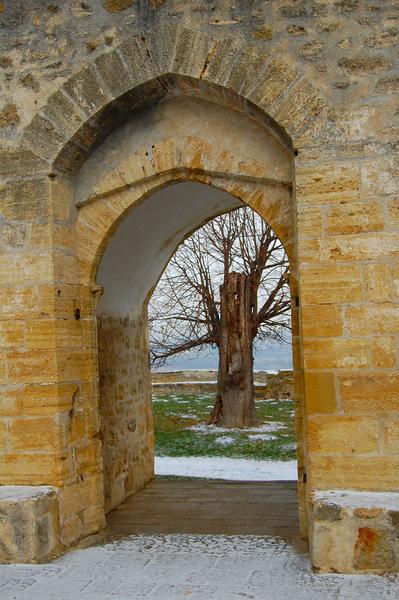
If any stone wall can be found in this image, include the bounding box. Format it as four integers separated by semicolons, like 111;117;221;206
152;370;294;399
98;309;153;513
0;0;398;144
0;0;398;572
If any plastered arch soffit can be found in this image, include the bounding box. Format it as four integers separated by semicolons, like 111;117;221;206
76;151;294;288
74;93;295;289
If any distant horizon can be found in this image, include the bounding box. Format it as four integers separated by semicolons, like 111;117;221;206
152;340;293;372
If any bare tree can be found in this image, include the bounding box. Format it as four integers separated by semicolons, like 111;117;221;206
149;206;291;428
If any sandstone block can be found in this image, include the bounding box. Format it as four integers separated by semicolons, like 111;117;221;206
10;416;65;452
300;264;363;304
25;319;82;350
298;40;325;62
79;198;119;240
297;205;323;239
202;37;243;86
327;202;384;235
0;453;64;486
340;373;399;413
59;474;104;518
309;455;399;490
388;198;399;227
338;56;391;74
0;351;6;385
364;263;392;302
304;371;336;414
226;45;270;97
376;75;399;95
0;149;48;180
384;419;399;454
7;349;58;384
95;50;132;98
0;486;59;563
0;418;8;449
0;253;53;286
0;222;29;249
171;27;214;79
143;24;180;76
365;29;398;49
303;338;369;369
21;114;67;162
307;415;379;455
0;287;38;320
346;304;399;335
301;304;343;337
0;178;50;221
53;252;78;285
296;162;359;205
0;321;25;348
249;58;297;111
301;232;399;263
0;382;75;417
270;79;326;136
103;0;133;13
371;335;396;368
60;513;82;547
41;90;84;140
361;158;398;197
63;64;110;118
118;35;157;86
81;504;106;537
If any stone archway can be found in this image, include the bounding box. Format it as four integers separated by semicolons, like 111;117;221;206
73;93;298;517
0;23;398;573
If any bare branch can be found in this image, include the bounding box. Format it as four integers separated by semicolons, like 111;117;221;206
148;205;290;366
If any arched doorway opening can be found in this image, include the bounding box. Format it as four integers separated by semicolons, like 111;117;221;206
94;180;298;539
73;90;302;530
96;181;243;512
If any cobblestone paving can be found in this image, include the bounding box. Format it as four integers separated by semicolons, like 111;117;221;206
0;534;398;600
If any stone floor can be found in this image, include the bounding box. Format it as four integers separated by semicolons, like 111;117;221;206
0;480;398;599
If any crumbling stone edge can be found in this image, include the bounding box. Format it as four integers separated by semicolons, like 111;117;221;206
0;486;60;563
310;490;399;574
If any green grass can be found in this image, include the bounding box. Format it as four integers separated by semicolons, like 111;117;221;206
153;393;296;461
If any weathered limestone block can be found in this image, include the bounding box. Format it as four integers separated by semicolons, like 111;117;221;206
0;486;59;563
310;490;399;573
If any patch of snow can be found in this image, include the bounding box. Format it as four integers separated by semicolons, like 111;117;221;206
153;381;273;387
257;398;278;403
214;436;236;446
247;433;276;441
282;442;297;452
153;380;217;385
167;412;198;419
0;486;57;500
313;489;399;510
188;422;285;435
155;456;298;481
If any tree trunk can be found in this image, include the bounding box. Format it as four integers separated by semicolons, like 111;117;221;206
211;272;255;428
